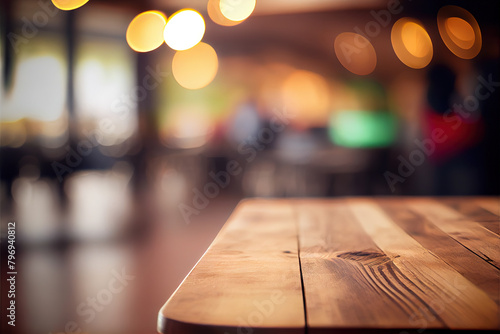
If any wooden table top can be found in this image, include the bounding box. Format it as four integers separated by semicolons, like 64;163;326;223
158;197;500;333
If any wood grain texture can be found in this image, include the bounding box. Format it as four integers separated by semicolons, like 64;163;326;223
408;199;500;270
297;198;499;332
158;199;305;334
347;199;498;329
159;197;500;333
377;199;500;306
476;197;500;216
439;198;500;235
296;200;434;329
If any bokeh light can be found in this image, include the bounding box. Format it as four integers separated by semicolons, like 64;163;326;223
172;42;218;90
5;56;66;122
446;18;475;49
66;170;133;240
328;79;395;147
126;11;167;52
391;18;433;69
160;106;214;149
334;32;377;75
438;6;482;59
219;0;256;22
208;0;243;26
329;111;397;148
51;0;89;11
75;37;137;146
402;22;430;57
281;70;331;127
164;9;205;51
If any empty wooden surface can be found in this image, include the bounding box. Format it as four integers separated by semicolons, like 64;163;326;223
158;197;500;333
158;199;305;333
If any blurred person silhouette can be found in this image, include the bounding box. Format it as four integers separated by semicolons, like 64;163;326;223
423;64;484;195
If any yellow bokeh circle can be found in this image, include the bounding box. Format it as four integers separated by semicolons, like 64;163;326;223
126;11;167;52
219;0;256;22
391;18;433;69
334;32;377;75
164;9;206;51
208;0;243;26
52;0;90;11
172;42;219;90
438;5;482;59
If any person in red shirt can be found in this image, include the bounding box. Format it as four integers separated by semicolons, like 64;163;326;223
423;64;484;194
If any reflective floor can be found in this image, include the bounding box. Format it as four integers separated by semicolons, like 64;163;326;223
1;193;241;334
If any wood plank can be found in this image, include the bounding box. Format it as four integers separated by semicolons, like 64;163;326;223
408;198;500;269
297;199;444;332
377;198;500;306
158;199;305;334
476;197;500;216
440;198;500;235
346;198;498;330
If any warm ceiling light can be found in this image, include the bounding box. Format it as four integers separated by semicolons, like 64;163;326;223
208;0;243;26
172;42;218;90
219;0;256;22
391;18;433;69
402;22;430;58
164;9;205;51
446;17;475;49
334;32;377;75
281;70;331;127
126;11;167;52
438;6;481;59
51;0;89;11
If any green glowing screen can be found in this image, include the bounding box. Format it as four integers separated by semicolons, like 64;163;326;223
329;110;397;148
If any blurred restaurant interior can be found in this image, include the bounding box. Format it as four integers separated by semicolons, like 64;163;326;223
0;0;499;333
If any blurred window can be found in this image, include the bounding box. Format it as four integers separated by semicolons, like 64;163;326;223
75;5;137;147
1;0;68;148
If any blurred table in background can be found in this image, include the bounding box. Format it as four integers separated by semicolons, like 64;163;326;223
158;197;500;333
